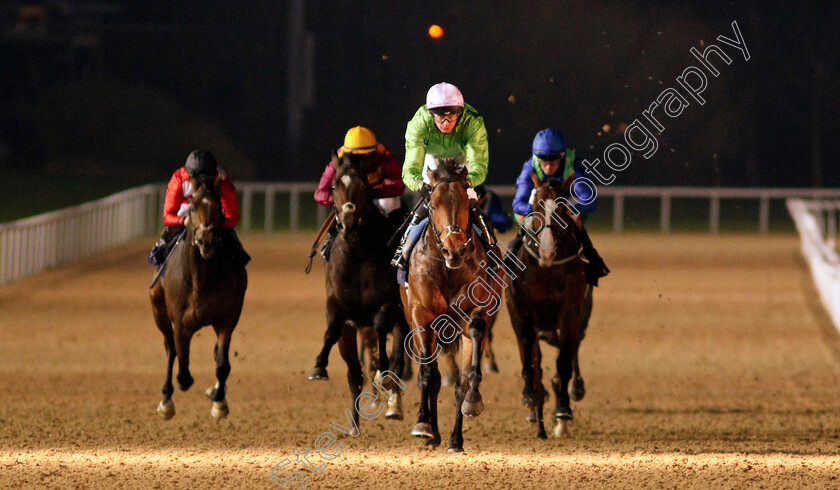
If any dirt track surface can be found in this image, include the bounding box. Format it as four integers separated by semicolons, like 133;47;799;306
2;232;840;489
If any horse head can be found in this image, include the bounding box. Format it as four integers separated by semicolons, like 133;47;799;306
331;150;373;242
529;173;578;268
187;175;225;260
427;155;472;270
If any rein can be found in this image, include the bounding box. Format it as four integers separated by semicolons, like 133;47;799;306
523;241;587;266
426;179;473;252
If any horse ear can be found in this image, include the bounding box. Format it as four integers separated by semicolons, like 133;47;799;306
559;170;575;195
331;150;340;167
426;165;438;185
530;170;540;188
214;170;226;191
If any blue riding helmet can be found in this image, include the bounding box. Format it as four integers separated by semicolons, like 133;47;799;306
532;128;566;157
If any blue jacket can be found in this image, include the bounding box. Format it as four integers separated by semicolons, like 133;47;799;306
512;150;597;218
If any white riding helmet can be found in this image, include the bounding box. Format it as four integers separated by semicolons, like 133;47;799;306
426;82;464;115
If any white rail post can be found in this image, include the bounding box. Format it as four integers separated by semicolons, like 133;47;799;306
290;187;300;231
241;188;253;231
613;192;624;233
710;194;720;234
265;187;275;232
660;193;671;233
759;194;770;235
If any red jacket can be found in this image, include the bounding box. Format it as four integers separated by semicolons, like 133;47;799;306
163;167;240;229
314;144;405;207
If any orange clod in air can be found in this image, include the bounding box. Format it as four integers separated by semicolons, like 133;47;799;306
428;25;444;39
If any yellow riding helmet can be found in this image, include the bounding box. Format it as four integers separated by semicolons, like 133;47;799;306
342;126;377;154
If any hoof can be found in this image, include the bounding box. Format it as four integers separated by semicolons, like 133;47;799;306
461;392;485;417
374;370;396;391
411;422;434;438
424;437;441;448
570;378;586;401
157;400;175;420
554;418;572;438
447;446;464;453
177;373;194;392
335;427;360;439
482;360;499;373
308;367;329;380
526;408;537;423
211;400;229;420
385;392;403;420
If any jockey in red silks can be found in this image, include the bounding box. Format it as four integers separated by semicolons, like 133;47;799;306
147;149;250;268
314;126;406;260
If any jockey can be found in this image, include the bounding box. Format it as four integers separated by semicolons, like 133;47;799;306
506;128;608;285
391;82;495;270
147;149;250;268
314;126;406;261
475;184;513;233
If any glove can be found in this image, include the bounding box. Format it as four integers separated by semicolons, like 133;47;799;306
419;183;432;198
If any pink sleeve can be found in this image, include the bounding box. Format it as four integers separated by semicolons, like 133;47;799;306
372;149;405;199
314;162;336;207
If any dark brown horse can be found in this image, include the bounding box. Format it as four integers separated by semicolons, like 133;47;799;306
308;151;408;428
505;174;592;438
150;174;247;420
402;157;504;452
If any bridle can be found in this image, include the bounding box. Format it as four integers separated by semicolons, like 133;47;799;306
523;182;586;266
426;180;473;252
188;197;222;249
332;166;373;232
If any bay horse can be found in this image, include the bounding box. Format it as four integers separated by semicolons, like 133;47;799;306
150;174;247;420
402;157;504;452
308;151;408;428
505;173;592;438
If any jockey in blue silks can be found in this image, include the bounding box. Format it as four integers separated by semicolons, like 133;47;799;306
506;128;609;286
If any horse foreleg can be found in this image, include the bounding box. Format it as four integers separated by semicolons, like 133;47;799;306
461;315;486;417
531;335;547;439
205;326;232;420
337;326;363;436
172;323;194;392
553;338;579;438
570;351;586;402
449;336;471;453
151;286;176;419
372;306;393;385
309;306;344;380
410;331;441;447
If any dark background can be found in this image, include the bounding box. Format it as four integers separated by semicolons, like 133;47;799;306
2;1;839;196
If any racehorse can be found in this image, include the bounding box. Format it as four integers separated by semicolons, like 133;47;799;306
308;151;408;428
402;157;503;452
150;174;247;420
505;173;592;438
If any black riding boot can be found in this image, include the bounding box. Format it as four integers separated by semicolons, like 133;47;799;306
391;205;429;271
320;221;338;262
575;224;609;286
470;204;502;268
222;229;251;268
147;226;184;266
504;227;526;270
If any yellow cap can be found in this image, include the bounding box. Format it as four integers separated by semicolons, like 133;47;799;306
343;126;377;153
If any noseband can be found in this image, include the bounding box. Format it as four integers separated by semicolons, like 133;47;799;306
188;202;222;249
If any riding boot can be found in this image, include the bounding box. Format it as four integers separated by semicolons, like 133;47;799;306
504;227;526;270
391;205;428;270
574;224;609;286
222;229;251;268
320;221;337;262
147;226;183;266
470;204;501;268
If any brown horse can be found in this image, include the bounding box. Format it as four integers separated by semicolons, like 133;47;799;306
505;174;592;438
402;157;504;452
308;151;408;429
150;175;247;420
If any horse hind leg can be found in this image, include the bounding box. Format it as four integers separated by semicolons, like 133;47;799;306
481;320;500;374
205;326;233;420
172;322;194;392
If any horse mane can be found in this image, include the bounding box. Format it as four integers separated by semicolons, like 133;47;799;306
431;155;468;183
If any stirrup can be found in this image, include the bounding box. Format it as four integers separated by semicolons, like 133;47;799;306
391;248;408;270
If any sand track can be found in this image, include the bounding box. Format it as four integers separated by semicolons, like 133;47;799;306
1;232;840;488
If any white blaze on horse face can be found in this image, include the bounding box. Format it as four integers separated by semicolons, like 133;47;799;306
539;199;557;266
341;175;352;188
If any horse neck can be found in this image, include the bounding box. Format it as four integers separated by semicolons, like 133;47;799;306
182;227;223;287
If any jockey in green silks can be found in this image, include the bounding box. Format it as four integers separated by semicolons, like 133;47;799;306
391;82;495;271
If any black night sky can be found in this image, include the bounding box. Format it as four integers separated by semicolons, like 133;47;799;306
3;1;839;190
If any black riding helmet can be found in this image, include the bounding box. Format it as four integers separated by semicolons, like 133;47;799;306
185;149;218;178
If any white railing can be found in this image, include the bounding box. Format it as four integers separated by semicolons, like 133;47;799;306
0;184;162;284
236;183;840;233
787;199;840;330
